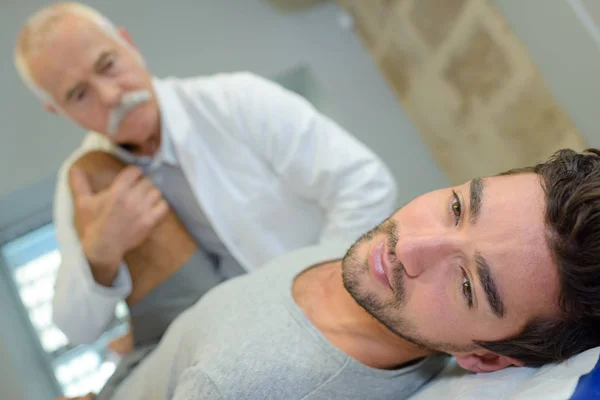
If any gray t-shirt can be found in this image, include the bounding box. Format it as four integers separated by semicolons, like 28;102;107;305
112;242;447;400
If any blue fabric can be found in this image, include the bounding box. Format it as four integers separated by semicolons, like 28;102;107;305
570;355;600;399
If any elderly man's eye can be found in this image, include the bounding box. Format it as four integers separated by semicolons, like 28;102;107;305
101;60;115;72
76;88;87;101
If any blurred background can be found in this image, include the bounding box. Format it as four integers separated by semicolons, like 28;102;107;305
1;0;599;398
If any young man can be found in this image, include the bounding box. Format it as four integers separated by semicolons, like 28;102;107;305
70;148;600;399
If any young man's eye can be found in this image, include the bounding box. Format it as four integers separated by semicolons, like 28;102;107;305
450;190;462;225
461;270;473;308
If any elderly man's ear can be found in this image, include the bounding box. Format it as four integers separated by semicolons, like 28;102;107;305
117;26;135;48
44;103;57;113
117;26;146;66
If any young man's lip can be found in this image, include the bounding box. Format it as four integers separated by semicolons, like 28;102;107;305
370;239;392;290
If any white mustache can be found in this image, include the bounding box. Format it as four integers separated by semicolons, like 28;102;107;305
106;90;152;136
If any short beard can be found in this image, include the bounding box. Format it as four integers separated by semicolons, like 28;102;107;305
342;216;477;354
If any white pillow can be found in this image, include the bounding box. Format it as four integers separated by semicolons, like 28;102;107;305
409;347;600;400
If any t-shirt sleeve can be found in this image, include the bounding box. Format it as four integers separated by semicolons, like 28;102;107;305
171;364;224;400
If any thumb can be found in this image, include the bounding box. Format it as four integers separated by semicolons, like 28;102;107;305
69;167;93;202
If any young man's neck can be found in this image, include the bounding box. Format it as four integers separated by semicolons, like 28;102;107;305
293;260;433;370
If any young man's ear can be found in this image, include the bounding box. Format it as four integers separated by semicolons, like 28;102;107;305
455;352;525;373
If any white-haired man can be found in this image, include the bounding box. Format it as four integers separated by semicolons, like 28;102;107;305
14;0;397;373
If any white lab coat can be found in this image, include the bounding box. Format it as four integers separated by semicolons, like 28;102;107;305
52;72;398;344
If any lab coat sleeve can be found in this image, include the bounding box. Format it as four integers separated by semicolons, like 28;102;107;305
224;72;398;242
52;155;132;345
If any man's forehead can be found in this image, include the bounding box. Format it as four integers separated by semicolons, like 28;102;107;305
473;173;559;320
29;18;117;94
473;174;548;260
52;17;115;57
474;173;544;210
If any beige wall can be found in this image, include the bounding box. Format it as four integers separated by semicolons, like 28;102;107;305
338;0;588;184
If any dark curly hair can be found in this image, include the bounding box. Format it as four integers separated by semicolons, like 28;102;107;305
475;148;600;367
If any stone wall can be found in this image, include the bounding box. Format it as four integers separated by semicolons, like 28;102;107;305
338;0;587;184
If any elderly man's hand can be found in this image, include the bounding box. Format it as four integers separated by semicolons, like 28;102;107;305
108;328;134;356
70;165;169;286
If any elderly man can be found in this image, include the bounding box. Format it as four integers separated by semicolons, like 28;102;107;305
59;148;600;399
14;1;397;354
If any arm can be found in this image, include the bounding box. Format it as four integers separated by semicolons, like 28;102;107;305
52;161;131;345
221;72;398;242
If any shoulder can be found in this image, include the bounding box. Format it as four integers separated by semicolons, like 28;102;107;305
158;72;276;96
171;364;224;400
58;133;115;176
55;133;117;200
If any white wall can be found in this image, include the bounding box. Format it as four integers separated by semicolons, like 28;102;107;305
1;0;449;232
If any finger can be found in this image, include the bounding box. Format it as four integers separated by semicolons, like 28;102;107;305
127;178;157;208
149;198;170;224
137;199;168;236
69;167;93;202
139;186;163;211
131;177;156;196
111;166;144;194
108;330;133;356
